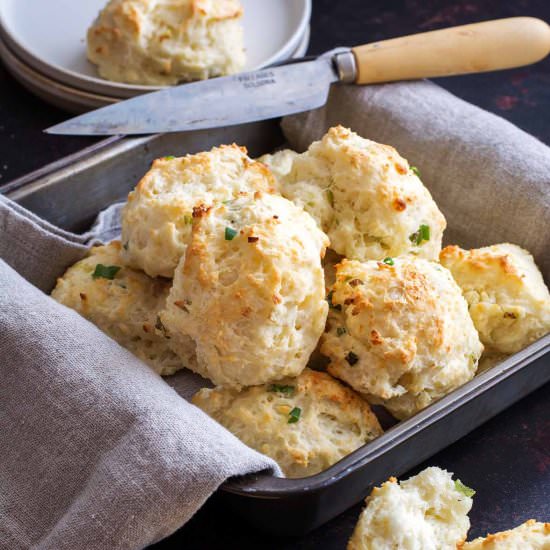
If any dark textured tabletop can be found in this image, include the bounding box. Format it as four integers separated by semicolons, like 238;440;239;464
1;1;549;548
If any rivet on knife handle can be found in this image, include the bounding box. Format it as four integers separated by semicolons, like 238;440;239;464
350;17;550;85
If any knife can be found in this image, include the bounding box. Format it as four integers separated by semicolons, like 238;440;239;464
46;17;550;136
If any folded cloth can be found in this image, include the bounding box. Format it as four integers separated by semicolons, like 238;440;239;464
0;195;278;550
1;79;549;550
282;80;550;279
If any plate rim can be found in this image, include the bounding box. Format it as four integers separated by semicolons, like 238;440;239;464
0;0;311;99
0;25;311;114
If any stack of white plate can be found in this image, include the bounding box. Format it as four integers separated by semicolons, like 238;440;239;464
0;0;311;113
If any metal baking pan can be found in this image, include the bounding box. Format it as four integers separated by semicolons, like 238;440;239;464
2;121;549;536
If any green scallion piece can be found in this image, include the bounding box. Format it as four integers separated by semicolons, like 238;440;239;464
383;257;394;266
326;189;335;207
411;166;421;177
92;264;121;280
288;407;302;424
454;479;476;498
225;227;238;241
337;327;347;337
163;155;175;160
268;384;295;396
409;224;430;246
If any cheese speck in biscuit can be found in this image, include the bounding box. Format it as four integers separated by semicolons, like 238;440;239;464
273;126;446;262
192;368;383;478
87;0;245;85
161;193;329;388
348;467;474;550
322;258;483;419
51;242;195;376
121;144;277;278
440;243;550;354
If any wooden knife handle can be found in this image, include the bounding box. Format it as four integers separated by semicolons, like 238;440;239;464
352;17;550;85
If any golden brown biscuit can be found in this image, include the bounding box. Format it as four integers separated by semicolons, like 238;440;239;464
161;193;329;388
275;126;446;262
440;243;550;354
461;520;550;549
121;144;276;278
348;467;474;550
87;0;245;85
192;368;383;478
322;258;483;419
51;242;195;375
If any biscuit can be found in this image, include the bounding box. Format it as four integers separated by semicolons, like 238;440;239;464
51;242;195;376
440;243;550;354
461;520;550;549
276;126;446;262
192;368;383;478
161;192;329;388
121;144;276;278
257;149;299;189
87;0;245;85
348;467;474;550
322;258;483;419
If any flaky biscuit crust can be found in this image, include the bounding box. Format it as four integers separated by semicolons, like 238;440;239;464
87;0;245;85
460;520;550;549
440;243;550;354
322;258;483;419
192;368;383;478
51;241;195;376
272;126;446;262
161;193;329;388
348;467;473;550
121;144;276;278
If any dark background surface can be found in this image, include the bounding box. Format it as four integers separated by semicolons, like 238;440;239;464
1;0;549;548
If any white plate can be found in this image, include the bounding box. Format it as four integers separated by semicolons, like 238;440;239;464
0;26;311;114
0;0;311;99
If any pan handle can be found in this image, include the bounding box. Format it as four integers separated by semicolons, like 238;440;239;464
351;17;550;85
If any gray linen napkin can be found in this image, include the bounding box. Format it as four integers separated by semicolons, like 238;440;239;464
283;80;550;280
1;79;549;550
0;195;278;550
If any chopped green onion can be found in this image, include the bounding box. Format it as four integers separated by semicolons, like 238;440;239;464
163;155;175;160
409;224;430;246
410;166;421;177
327;290;342;311
454;479;476;498
225;227;238;241
383;257;394;266
326;189;335;207
345;351;359;366
184;215;193;225
268;384;295;396
92;264;120;280
337;327;347;337
288;407;302;424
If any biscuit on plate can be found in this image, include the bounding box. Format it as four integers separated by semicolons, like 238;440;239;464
51;242;194;376
460;520;550;549
87;0;245;85
192;368;383;478
271;126;446;262
322;258;483;419
121;144;276;278
348;467;474;550
160;192;329;388
440;243;550;354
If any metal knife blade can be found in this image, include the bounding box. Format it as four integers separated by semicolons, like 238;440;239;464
45;52;350;136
